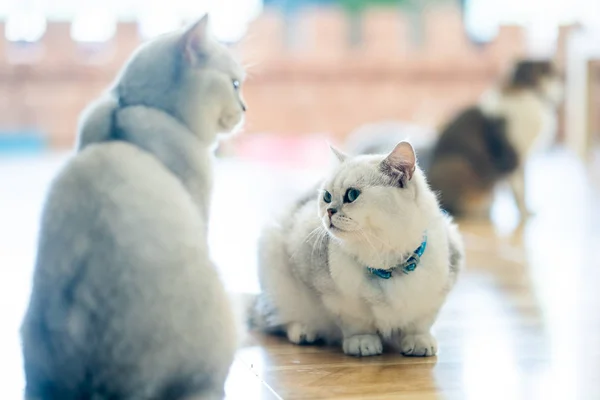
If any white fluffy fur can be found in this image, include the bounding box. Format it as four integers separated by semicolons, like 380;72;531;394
479;76;563;217
254;142;464;357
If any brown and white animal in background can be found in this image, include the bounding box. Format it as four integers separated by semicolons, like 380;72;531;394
477;60;563;219
346;60;563;220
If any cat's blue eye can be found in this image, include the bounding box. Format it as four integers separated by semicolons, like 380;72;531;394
232;80;240;90
344;188;360;203
323;191;332;204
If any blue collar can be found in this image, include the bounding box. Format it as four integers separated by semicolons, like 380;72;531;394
367;233;428;279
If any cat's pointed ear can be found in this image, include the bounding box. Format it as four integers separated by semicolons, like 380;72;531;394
329;144;348;163
381;141;416;187
182;14;210;64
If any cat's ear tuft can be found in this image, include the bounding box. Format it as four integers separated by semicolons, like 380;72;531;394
381;141;416;187
182;14;210;65
329;144;348;163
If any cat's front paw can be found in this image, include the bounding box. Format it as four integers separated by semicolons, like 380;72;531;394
286;322;317;345
343;334;383;357
399;333;437;357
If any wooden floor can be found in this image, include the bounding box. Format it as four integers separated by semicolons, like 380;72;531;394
231;220;600;399
1;148;600;399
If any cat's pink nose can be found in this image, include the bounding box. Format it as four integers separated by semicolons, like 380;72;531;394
327;208;337;218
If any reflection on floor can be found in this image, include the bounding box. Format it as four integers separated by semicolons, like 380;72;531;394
1;147;599;399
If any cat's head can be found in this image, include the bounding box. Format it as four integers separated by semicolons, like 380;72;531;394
116;15;246;143
318;141;438;251
509;60;563;105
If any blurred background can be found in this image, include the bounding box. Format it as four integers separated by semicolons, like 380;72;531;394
0;0;598;160
1;0;600;398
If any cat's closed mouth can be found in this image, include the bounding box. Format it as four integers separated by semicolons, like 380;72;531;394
329;223;343;232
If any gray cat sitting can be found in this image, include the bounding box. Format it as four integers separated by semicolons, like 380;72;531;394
20;15;246;400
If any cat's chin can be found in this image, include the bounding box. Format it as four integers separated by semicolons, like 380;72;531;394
217;125;243;141
325;223;351;239
218;113;244;134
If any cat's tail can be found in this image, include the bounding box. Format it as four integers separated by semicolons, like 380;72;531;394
76;92;119;151
246;293;285;335
444;214;465;286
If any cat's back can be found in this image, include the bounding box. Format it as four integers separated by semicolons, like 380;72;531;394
24;141;235;399
480;89;545;155
68;139;178;191
433;107;489;155
40;140;207;259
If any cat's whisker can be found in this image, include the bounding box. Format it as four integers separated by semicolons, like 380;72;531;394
304;226;324;244
302;227;323;250
311;228;327;262
290;225;325;261
316;228;329;260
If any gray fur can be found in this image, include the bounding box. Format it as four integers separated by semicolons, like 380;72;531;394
76;95;119;150
291;182;323;214
247;293;283;333
445;214;464;288
21;16;245;400
449;232;463;276
251;198;340;341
